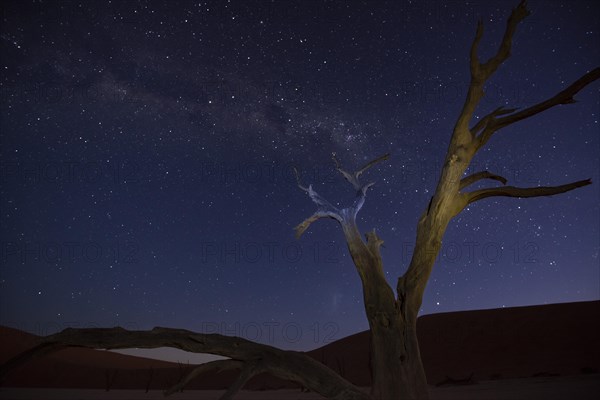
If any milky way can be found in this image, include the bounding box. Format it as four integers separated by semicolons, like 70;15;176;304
1;0;598;361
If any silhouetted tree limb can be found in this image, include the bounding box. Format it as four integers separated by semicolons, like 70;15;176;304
219;360;264;400
332;152;390;191
465;179;592;204
496;67;600;127
332;153;386;217
473;1;529;78
458;0;530;134
475;67;600;150
460;171;508;190
166;359;264;400
0;327;370;400
470;106;517;136
164;359;243;396
295;210;342;239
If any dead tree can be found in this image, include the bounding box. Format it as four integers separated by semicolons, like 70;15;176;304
0;2;597;399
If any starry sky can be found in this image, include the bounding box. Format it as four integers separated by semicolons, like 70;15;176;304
1;0;599;362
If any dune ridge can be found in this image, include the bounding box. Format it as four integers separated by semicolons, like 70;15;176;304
1;301;598;390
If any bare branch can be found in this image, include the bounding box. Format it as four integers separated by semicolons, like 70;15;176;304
294;167;342;217
466;179;591;204
293;167;309;192
477;0;530;79
220;360;264;400
295;211;342;239
296;154;389;236
469;19;484;76
332;152;359;190
355;153;391;180
332;153;390;191
470;106;518;136
460;171;508;190
456;1;530;134
352;182;375;217
494;68;600;128
0;327;370;400
307;185;340;212
474;68;600;150
165;359;243;396
294;168;340;214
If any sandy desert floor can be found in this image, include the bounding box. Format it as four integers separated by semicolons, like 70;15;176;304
1;374;598;400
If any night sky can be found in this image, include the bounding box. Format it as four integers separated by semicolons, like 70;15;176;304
1;1;599;363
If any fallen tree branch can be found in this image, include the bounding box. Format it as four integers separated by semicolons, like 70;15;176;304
0;327;370;400
164;359;243;396
219;360;264;400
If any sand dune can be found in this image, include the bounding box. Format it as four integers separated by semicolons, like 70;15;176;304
1;301;599;394
308;300;600;386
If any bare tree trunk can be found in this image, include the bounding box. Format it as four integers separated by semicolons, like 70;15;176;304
295;153;437;399
339;219;429;400
369;316;427;400
363;295;425;400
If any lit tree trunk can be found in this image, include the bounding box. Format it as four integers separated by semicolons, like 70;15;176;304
342;198;429;399
344;220;426;400
293;154;441;399
0;2;598;399
294;2;596;398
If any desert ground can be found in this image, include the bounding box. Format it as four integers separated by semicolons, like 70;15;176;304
1;374;599;400
1;301;599;399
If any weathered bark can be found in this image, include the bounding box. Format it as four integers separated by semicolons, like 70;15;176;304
1;2;598;400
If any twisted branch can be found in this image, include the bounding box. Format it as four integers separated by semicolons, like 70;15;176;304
164;359;243;396
466;179;591;204
295;154;389;235
0;327;370;400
